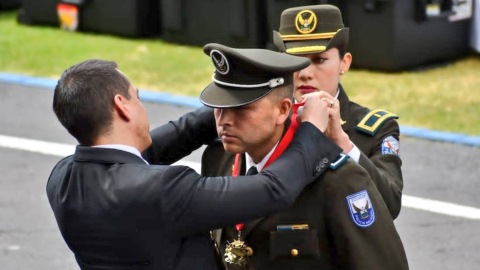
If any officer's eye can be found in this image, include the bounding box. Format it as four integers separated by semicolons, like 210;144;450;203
312;57;326;64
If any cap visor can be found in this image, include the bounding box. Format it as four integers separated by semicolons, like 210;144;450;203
200;82;273;108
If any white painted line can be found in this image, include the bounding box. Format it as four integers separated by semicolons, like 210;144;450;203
0;134;75;157
7;245;21;251
172;160;201;174
402;195;480;220
1;134;479;220
0;134;200;172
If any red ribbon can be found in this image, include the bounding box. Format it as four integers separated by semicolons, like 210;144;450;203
232;102;304;232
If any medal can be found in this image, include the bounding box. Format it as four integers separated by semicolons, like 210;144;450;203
226;157;254;266
225;108;301;266
224;230;253;266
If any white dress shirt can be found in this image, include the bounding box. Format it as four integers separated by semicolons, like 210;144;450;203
245;142;279;172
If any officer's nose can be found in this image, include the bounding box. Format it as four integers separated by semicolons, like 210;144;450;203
214;108;233;127
297;65;313;81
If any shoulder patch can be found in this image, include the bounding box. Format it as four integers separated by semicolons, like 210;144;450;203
329;153;349;170
381;136;400;156
346;190;375;227
355;109;398;136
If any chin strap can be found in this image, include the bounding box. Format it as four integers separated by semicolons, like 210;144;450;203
212;74;284;89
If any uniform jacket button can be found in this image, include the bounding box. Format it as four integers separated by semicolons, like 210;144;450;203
322;158;329;163
291;249;299;257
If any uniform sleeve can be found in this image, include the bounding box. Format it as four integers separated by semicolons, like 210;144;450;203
323;161;409;270
358;119;403;219
160;123;342;236
142;106;218;165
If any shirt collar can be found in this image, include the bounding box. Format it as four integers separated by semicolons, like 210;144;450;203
93;144;149;164
245;142;279;172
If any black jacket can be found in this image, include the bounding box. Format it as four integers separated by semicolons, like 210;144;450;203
46;107;342;270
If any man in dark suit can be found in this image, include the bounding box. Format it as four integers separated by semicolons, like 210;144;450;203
47;57;341;270
200;43;409;269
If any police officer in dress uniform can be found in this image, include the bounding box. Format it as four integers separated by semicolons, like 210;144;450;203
273;5;404;219
201;43;409;269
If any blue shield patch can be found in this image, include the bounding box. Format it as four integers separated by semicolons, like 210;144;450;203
346;190;375;227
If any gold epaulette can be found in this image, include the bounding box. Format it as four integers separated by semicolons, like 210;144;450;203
355;109;398;136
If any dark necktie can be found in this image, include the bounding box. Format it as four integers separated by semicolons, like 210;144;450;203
246;166;258;176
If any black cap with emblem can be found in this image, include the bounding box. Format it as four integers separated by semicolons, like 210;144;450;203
273;5;349;55
200;43;311;108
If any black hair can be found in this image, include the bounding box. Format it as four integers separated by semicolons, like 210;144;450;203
272;84;294;103
337;45;347;60
52;59;131;145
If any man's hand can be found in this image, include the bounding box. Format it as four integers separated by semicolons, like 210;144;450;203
300;91;353;153
296;92;329;132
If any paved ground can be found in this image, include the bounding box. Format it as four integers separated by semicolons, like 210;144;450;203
1;82;479;269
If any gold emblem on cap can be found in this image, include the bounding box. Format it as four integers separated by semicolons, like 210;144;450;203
295;10;317;34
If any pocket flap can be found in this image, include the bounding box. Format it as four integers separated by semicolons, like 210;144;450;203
269;229;320;260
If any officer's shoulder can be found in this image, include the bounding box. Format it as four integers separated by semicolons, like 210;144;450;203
328;153;350;170
355;108;399;136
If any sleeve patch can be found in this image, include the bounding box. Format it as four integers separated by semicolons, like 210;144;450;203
355;109;398;136
381;136;400;156
329;153;349;170
346;190;375;227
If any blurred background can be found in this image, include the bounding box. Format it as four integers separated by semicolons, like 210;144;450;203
0;0;479;134
0;0;479;269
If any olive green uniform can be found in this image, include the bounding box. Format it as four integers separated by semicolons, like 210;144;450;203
202;144;408;270
337;84;403;219
273;4;404;219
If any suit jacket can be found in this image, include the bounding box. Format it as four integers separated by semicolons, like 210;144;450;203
337;85;403;219
47;107;342;270
202;148;409;270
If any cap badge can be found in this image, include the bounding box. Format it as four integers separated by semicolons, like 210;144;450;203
210;50;230;75
295;10;317;34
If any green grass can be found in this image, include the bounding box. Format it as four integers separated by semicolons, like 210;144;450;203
1;10;479;135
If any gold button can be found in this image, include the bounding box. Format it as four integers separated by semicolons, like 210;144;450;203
291;249;299;257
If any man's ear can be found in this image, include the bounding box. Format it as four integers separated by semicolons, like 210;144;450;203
113;94;132;121
276;97;293;125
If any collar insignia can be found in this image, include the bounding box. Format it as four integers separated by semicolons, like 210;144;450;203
346;190;375;227
295;10;317;34
210;50;230;75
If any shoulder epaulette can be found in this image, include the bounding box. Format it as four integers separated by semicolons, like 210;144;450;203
355;109;398;136
329;153;349;170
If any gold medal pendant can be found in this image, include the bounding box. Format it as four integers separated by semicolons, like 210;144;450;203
224;239;253;265
224;232;253;266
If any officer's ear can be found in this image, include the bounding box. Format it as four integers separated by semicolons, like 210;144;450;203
340;52;352;75
272;86;293;126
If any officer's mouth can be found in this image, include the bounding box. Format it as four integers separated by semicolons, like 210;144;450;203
297;85;318;94
220;132;238;143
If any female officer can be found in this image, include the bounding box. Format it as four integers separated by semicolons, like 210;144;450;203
273;4;403;219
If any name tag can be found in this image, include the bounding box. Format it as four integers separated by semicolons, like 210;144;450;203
276;224;309;231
